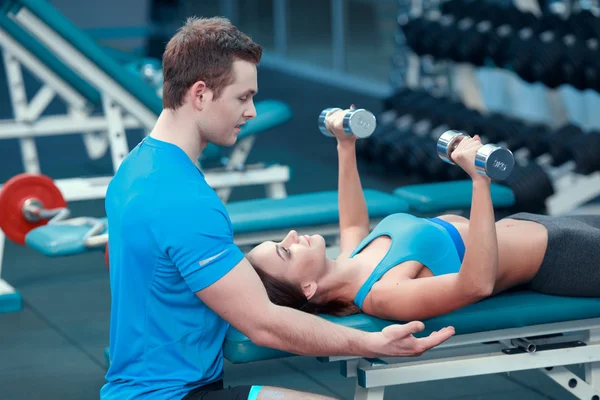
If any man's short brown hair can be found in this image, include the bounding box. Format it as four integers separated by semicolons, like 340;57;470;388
161;17;262;109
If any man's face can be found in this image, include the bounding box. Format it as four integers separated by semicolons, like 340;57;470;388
198;60;258;146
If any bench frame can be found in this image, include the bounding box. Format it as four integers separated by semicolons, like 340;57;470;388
316;318;600;400
0;3;293;311
0;21;135;312
6;7;290;202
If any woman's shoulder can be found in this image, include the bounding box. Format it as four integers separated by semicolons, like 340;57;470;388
360;264;420;319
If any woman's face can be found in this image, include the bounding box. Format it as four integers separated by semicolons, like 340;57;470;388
247;230;328;286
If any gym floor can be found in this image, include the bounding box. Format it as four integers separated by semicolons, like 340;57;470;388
0;62;588;399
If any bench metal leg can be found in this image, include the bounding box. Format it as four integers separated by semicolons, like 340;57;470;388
265;182;287;199
3;50;41;174
585;328;600;398
353;359;386;400
70;107;110;161
354;385;384;400
0;230;22;313
101;94;130;173
542;366;600;400
216;136;255;202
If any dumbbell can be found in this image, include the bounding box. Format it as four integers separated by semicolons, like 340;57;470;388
401;3;534;66
400;3;599;91
398;0;474;58
399;3;475;59
501;132;600;212
318;108;377;139
368;92;514;180
0;173;69;245
526;15;599;89
357;90;437;160
361;114;416;162
512;123;584;166
452;4;515;65
559;11;600;91
495;11;599;90
355;113;397;160
356;111;455;181
385;89;486;135
534;9;600;90
372;115;471;182
437;130;515;181
404;125;462;181
434;2;509;63
483;10;539;68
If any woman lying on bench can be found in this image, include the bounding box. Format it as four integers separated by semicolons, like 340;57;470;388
246;107;600;321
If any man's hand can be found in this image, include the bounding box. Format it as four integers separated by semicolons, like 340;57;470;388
366;322;455;357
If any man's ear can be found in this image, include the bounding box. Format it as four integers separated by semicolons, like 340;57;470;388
189;81;210;110
302;281;318;300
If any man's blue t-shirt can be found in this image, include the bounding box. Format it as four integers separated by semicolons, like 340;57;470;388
100;136;244;399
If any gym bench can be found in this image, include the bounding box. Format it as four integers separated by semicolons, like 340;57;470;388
225;288;600;400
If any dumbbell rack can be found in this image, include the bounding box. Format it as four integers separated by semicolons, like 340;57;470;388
396;0;600;97
393;0;453;96
389;0;600;215
448;0;600;215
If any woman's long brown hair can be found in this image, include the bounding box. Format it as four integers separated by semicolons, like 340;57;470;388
252;265;361;317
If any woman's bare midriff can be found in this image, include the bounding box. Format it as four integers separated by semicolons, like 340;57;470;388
352;214;549;294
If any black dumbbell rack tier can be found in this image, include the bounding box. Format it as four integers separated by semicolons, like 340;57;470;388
393;0;600;92
361;88;600;214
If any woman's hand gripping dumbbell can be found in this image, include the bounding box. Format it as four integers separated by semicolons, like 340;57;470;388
318;105;377;140
437;130;515;181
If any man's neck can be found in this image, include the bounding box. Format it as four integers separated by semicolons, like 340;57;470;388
150;108;206;163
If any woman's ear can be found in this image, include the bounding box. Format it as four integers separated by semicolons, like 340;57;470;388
302;281;318;300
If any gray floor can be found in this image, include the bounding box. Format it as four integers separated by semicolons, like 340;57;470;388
0;62;588;400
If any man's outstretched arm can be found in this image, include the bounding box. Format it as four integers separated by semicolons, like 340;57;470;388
196;257;455;358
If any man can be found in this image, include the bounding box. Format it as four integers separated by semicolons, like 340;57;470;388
101;17;454;400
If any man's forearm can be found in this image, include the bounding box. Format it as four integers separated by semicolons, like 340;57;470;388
254;304;374;357
337;143;369;230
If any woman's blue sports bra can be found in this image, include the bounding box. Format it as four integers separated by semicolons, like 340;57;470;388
350;213;466;310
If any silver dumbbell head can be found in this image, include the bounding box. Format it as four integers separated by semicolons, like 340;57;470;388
437;130;467;164
318;107;342;137
343;109;377;139
475;144;515;181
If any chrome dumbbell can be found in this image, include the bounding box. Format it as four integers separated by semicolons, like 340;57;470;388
318;107;377;139
437;130;515;181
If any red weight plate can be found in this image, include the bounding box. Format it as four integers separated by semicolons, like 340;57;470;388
0;173;67;245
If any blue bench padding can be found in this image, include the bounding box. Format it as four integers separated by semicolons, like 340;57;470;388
393;180;516;213
224;291;600;363
6;0;163;115
202;100;293;161
226;189;409;234
0;13;100;104
24;189;407;256
0;291;23;313
25;218;108;257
